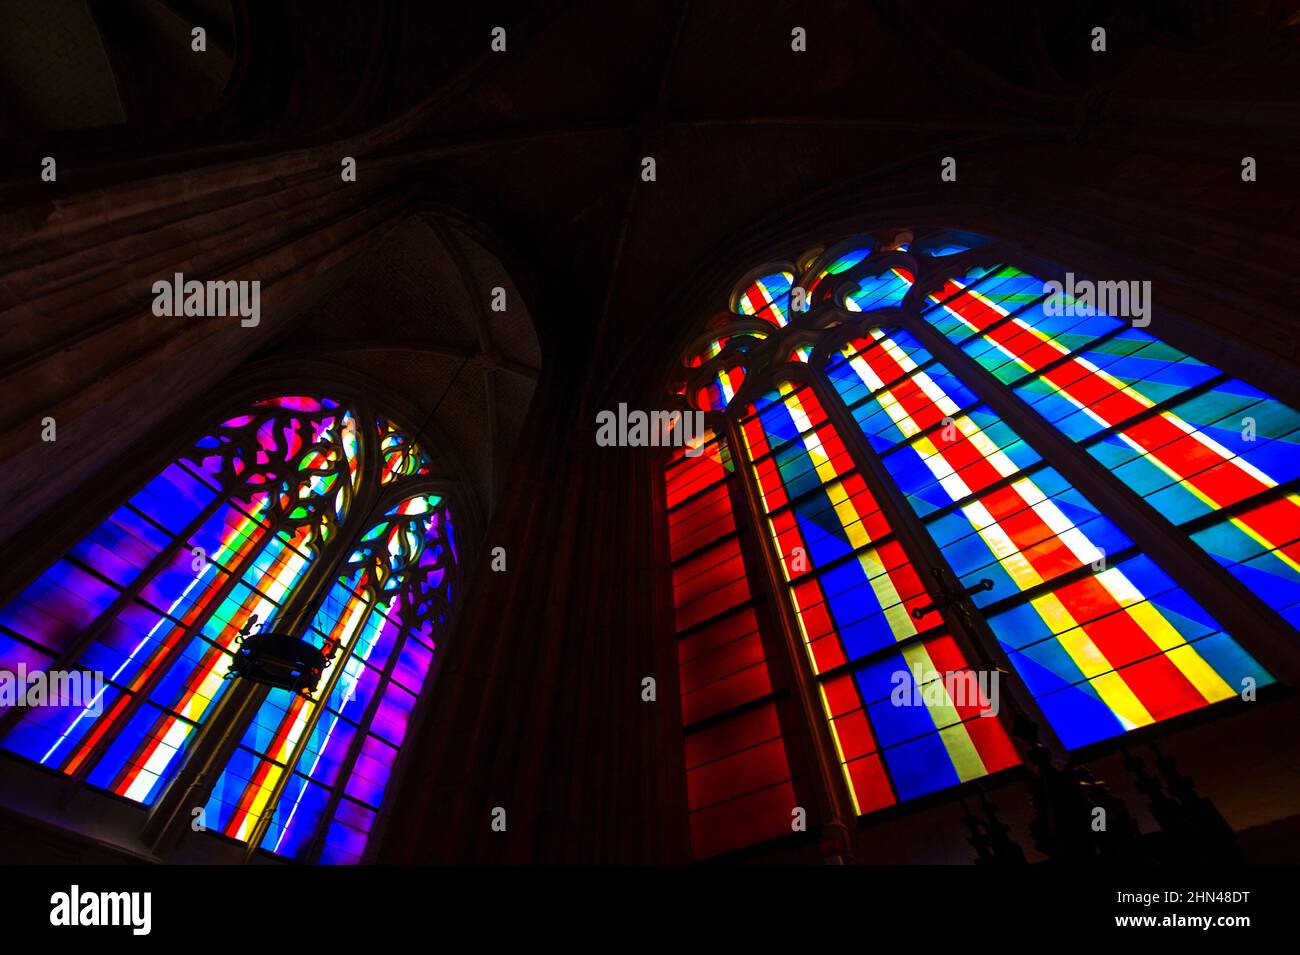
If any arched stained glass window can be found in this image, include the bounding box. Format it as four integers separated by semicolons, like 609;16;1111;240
664;230;1293;859
0;395;457;863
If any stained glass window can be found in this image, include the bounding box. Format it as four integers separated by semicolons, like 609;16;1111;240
665;231;1290;858
919;270;1300;632
667;429;815;858
0;395;457;863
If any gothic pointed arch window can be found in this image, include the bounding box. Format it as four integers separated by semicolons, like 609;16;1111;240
0;394;458;863
663;228;1298;859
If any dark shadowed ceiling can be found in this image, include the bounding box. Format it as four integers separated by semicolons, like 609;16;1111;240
1;0;1298;544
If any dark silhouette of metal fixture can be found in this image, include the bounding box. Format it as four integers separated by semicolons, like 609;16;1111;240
911;568;994;621
225;614;335;697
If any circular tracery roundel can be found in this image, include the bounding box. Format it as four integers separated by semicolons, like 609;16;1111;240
680;229;994;413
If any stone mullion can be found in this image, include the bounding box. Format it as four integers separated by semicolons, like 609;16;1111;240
308;583;451;864
899;308;1300;687
141;677;271;853
724;405;858;858
801;364;1065;761
141;399;382;853
294;486;460;862
150;401;383;857
143;513;366;853
241;598;379;861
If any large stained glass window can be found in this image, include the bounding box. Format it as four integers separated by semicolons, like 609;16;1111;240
664;230;1291;859
0;395;457;863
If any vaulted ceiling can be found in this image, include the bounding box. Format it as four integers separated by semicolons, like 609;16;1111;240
1;0;1298;545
